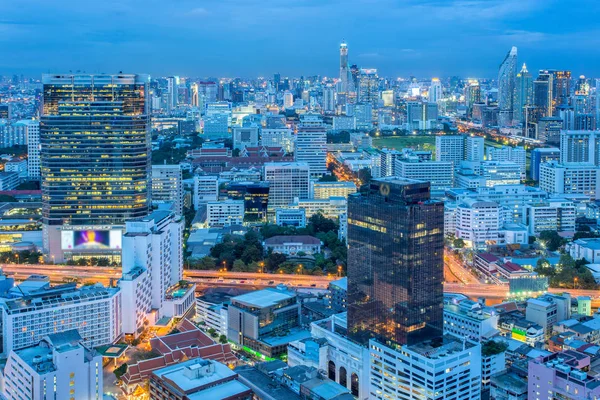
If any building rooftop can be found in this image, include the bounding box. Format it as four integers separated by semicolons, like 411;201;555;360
574;238;600;250
187;380;250;400
153;358;237;393
329;277;347;291
406;335;478;360
232;286;296;309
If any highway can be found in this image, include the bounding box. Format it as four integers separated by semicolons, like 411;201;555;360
3;264;600;306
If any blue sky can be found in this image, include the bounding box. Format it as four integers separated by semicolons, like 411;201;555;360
2;0;599;79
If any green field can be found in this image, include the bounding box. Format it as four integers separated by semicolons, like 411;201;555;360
372;136;436;153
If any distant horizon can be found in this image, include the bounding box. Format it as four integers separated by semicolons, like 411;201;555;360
3;0;600;78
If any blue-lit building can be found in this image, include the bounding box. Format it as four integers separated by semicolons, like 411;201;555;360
531;147;560;180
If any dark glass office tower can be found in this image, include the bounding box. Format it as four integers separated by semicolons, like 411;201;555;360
41;74;151;226
347;178;444;346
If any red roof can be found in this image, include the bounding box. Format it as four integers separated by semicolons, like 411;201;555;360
500;262;527;273
477;253;499;263
120;319;238;391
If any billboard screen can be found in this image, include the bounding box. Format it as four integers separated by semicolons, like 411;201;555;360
61;230;122;250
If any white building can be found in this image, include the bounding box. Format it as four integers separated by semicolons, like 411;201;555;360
295;114;328;178
196;296;228;337
291;196;347;220
193;175;219;209
369;337;482;400
0;281;121;354
2;330;103;400
275;208;306;228
233;125;260;150
444;300;499;341
283;91;294;108
263;162;310;218
436;135;464;165
312;181;357;199
4;159;28;181
480;161;521;186
539;162;600;200
261;128;294;154
394;159;454;195
332;116;356;131
486;146;527;179
523;199;576;235
0;172;19;191
455;199;502;247
465;136;485;162
323;86;336;112
152;164;183;216
206;200;244;227
559;130;600;165
570;238;600;263
119;211;193;337
23;120;40;179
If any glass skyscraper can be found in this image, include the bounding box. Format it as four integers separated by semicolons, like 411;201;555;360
41;74;151;226
347;178;444;347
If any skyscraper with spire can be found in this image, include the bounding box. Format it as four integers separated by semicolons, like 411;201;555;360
514;63;533;123
339;41;349;94
498;46;518;126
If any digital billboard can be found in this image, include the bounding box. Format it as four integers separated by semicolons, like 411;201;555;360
61;230;122;250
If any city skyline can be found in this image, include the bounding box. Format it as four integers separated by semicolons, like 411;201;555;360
3;0;600;78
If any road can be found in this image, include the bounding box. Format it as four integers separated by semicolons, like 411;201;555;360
444;250;480;285
4;264;600;306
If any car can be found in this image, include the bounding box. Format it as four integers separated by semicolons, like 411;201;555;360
310;284;316;287
268;280;274;285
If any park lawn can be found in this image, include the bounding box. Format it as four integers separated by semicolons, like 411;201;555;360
372;135;436;153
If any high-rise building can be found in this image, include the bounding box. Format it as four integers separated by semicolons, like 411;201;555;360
514;63;533;123
486;146;527;179
41;74;151;262
406;101;438;130
429;78;443;103
295;114;327;178
347;178;444;346
283;91;294;108
465;136;485;161
533;71;553;119
23;120;40;179
339;41;349;94
498;46;518;126
119;211;191;337
358;69;379;105
436;135;465;165
191;82;199;107
323;85;336;112
263;162;310;218
3;330;104;400
559;130;600;165
151;164;184;216
464;80;481;115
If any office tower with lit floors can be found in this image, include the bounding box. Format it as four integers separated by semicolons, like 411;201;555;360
347;178;444;346
347;178;482;400
40;74;151;263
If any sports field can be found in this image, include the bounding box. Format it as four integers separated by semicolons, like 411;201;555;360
372;136;436;152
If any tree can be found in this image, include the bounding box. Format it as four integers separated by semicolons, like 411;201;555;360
538;230;566;251
265;252;287;272
241;245;262;265
453;238;465;249
318;174;338;182
232;148;241;157
207;328;217;338
308;213;338;234
219;334;228;344
232;259;247;272
189;257;216;270
358;167;372;184
114;363;128;380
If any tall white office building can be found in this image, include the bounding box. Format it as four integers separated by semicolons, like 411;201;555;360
295;114;328;178
465;136;485;161
559;130;600;165
3;330;103;400
283;91;294;108
323;86;336;112
436;135;464;165
193;175;219;209
394;159;454;195
119;211;192;337
152;164;184;216
429;78;443;103
23;120;41;179
263;162;310;218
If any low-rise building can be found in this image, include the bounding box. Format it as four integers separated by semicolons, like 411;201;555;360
149;358;252;400
206;200;245;227
263;235;322;256
275;208;306;228
443;300;499;341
